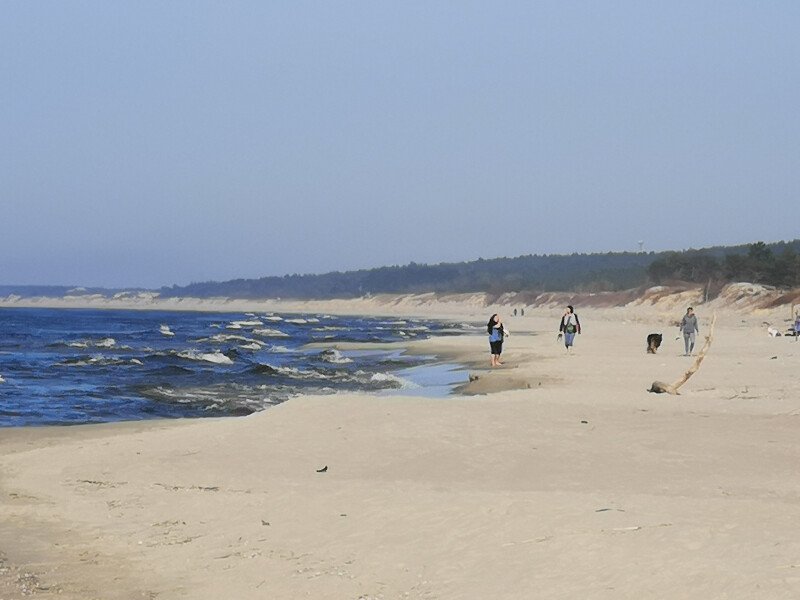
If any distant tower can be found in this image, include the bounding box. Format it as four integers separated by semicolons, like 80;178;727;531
638;240;644;253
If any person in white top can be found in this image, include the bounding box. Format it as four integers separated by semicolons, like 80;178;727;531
558;305;581;353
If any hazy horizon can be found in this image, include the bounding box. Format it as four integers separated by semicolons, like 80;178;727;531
2;236;797;291
4;2;799;288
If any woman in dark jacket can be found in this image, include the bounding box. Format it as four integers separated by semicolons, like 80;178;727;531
487;313;505;366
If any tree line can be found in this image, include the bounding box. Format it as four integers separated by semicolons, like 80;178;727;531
158;240;800;300
647;241;800;288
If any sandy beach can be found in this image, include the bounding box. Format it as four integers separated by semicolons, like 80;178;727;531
6;0;800;595
2;302;800;599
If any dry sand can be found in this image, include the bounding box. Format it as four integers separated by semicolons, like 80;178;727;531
2;304;800;599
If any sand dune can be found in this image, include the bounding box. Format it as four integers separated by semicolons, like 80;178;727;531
2;282;799;322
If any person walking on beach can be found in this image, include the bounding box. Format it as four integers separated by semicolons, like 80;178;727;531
680;307;699;355
558;305;581;353
794;312;800;341
487;314;507;367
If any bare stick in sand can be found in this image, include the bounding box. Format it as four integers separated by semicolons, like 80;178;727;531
649;312;717;395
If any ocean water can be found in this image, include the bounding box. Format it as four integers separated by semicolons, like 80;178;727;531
0;308;474;427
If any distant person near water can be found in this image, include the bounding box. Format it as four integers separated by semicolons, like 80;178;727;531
680;307;699;355
794;312;800;340
558;305;581;353
487;314;508;367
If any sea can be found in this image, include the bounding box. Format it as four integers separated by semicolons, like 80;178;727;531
0;307;475;427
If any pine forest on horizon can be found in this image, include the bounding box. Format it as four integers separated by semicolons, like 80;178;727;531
3;240;800;301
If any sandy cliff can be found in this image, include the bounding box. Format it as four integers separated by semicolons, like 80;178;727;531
2;283;798;324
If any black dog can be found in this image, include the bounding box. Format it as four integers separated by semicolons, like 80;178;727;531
647;333;663;354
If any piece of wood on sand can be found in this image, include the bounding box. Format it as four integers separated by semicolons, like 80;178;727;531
649;312;717;395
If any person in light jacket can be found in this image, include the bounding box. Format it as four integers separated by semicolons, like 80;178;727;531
680;307;699;356
558;305;581;353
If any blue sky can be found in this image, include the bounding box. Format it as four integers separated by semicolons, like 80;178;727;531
2;2;799;288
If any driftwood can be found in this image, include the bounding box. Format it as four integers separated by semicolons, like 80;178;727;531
649;313;717;395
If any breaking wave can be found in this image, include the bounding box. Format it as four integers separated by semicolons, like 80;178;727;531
58;355;141;367
176;350;234;365
318;348;353;364
252;328;289;338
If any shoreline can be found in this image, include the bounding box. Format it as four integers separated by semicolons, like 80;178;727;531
0;326;525;598
0;307;493;429
2;307;800;598
0;319;542;598
0;294;492;321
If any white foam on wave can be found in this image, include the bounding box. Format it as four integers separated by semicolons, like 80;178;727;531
0;375;5;383
285;318;307;324
202;334;263;345
229;320;263;328
67;337;117;349
146;386;206;404
177;350;234;365
263;316;283;322
267;345;292;353
159;324;175;336
252;328;289;338
263;364;333;380
61;354;131;367
318;349;353;364
273;365;331;380
369;372;420;389
239;343;262;351
144;384;284;412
